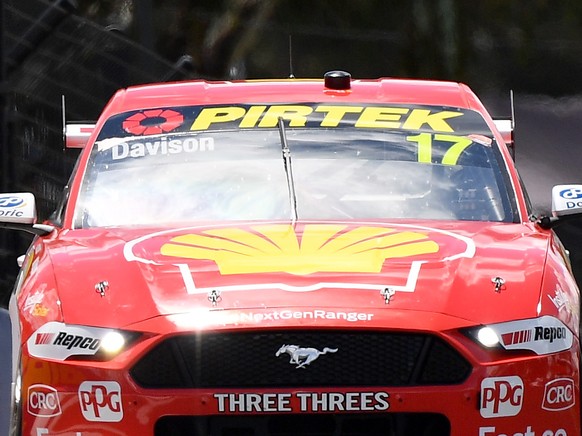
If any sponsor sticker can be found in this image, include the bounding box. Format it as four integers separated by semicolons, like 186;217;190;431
213;391;389;413
23;289;50;317
27;384;61;417
27;322;112;361
0;195;24;208
122;109;184;135
542;378;575;411
78;381;123;422
238;310;373;323
169;309;374;329
492;316;573;355
479;427;567;436
552;184;582;214
549;286;570;312
559;187;582;200
0;193;35;223
125;223;475;296
101;104;492;143
480;376;523;418
189;104;463;132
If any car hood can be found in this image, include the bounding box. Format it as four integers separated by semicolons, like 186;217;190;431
48;220;549;330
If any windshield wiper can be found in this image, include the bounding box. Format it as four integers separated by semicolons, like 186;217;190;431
277;117;298;223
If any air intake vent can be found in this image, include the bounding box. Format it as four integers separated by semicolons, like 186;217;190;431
130;331;471;389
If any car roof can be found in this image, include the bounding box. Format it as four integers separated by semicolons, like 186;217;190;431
101;76;487;117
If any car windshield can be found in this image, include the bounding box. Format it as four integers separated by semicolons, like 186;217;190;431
74;104;516;227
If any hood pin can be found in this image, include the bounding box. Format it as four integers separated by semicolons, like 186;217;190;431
208;289;222;306
381;287;396;304
95;281;109;297
491;277;506;293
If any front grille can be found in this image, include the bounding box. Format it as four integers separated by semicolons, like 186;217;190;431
155;413;450;436
130;331;471;389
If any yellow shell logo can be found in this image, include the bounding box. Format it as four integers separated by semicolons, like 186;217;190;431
160;224;439;276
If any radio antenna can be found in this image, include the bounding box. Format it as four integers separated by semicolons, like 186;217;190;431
510;89;515;129
61;95;66;150
288;35;295;79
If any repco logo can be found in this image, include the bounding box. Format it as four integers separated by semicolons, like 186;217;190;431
78;381;123;422
480;376;524;418
534;326;567;343
27;384;61;417
53;331;101;350
542;378;575;411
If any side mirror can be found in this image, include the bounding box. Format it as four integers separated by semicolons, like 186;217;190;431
0;193;54;236
552;185;582;217
0;193;37;224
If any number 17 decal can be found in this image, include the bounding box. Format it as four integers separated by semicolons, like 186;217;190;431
407;133;473;165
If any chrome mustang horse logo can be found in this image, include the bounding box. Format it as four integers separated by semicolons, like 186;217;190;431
275;344;338;369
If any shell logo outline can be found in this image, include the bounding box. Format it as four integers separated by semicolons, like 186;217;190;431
124;223;475;295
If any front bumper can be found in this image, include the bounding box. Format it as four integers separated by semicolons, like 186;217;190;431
18;325;581;436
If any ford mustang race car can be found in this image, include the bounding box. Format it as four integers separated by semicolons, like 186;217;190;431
1;71;581;435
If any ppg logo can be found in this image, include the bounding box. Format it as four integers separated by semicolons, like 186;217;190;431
78;381;123;422
559;188;582;199
480;376;524;418
0;196;23;208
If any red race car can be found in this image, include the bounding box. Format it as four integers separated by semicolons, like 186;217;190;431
1;71;580;435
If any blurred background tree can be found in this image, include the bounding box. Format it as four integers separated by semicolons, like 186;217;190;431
73;0;582;95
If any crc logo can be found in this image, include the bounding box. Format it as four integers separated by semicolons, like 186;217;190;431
0;195;23;208
27;384;61;417
559;187;582;200
78;381;123;422
480;376;523;418
542;378;575;411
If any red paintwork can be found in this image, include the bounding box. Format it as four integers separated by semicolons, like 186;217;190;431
31;221;552;328
11;77;580;435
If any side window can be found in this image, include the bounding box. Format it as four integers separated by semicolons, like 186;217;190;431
516;171;534;220
48;153;82;226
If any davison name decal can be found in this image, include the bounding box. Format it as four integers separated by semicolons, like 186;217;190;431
124;223;475;295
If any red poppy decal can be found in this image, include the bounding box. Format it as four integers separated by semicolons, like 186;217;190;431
122;109;184;135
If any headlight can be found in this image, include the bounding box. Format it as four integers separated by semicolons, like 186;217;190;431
100;331;127;354
27;322;141;361
465;315;573;355
475;326;500;347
